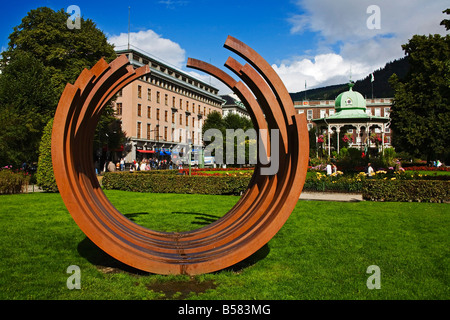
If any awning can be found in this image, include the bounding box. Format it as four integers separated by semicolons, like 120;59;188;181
137;150;155;153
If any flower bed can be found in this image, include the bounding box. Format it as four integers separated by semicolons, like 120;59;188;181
403;166;450;172
0;168;30;194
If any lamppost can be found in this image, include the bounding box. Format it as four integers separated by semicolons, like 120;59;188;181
188;141;192;176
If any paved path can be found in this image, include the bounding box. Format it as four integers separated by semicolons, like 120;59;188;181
23;184;363;202
300;191;363;202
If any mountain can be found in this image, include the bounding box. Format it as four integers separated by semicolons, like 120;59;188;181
289;57;410;101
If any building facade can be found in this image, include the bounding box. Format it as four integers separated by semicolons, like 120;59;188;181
112;49;224;164
220;93;250;119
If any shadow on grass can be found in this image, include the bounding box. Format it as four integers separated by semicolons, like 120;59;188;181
77;211;270;276
171;211;221;227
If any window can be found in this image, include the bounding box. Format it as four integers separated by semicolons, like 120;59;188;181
180;99;183;109
172;112;175;124
320;109;327;118
157;91;160;103
165;94;168;106
329;110;335;116
179;114;183;125
164;110;168;122
192;117;195;127
298;110;304;114
307;109;313;120
164;127;168;141
137;85;142;99
307;123;313;131
384;107;390;118
147;106;151;119
172;96;176;107
171;128;175;142
156;108;160;120
147;88;151;101
375;108;381;117
186;115;189;126
137;104;142;117
137;122;142;139
116;103;122;116
366;109;372;116
186;101;189;111
147;124;151;140
385;127;390;133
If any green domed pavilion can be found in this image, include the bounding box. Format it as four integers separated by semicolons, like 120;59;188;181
312;81;390;157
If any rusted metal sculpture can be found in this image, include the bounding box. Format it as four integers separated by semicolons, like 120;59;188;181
52;36;309;275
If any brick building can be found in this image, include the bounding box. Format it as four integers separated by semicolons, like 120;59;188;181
112;49;224;164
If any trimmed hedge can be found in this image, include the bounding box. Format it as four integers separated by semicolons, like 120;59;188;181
102;172;251;195
36;118;58;192
362;180;450;203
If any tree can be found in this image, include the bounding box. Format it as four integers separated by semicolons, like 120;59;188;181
0;7;121;167
389;14;450;163
202;111;255;166
0;51;56;166
2;7;116;97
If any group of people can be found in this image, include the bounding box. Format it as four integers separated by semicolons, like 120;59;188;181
129;158;176;171
101;158;181;173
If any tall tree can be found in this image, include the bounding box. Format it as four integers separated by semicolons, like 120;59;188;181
2;7;116;96
0;7;120;167
0;51;56;166
389;13;450;163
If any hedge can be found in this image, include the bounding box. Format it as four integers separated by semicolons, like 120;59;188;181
102;172;251;195
362;180;450;203
36;118;58;192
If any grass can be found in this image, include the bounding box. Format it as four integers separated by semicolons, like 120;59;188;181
0;190;448;300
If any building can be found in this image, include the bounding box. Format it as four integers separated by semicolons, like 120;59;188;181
112;49;224;164
220;93;250;119
294;82;392;156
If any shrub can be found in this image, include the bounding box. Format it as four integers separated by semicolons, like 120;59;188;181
102;172;251;195
36;118;58;192
362;180;450;203
0;168;30;194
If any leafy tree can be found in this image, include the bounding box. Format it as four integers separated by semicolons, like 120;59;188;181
202;111;255;166
0;51;56;166
389;14;450;163
2;7;116;96
0;6;122;167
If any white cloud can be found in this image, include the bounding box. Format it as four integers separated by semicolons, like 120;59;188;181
108;29;186;69
272;53;371;92
279;0;449;92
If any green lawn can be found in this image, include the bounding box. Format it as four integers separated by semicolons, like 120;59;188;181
0;190;448;300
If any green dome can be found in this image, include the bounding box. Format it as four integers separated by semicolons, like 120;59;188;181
335;82;366;112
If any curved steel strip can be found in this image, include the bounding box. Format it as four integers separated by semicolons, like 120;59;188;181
52;37;308;275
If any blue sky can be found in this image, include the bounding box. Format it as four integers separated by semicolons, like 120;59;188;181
1;0;448;94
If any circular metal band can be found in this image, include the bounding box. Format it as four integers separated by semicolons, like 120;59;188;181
52;36;309;275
